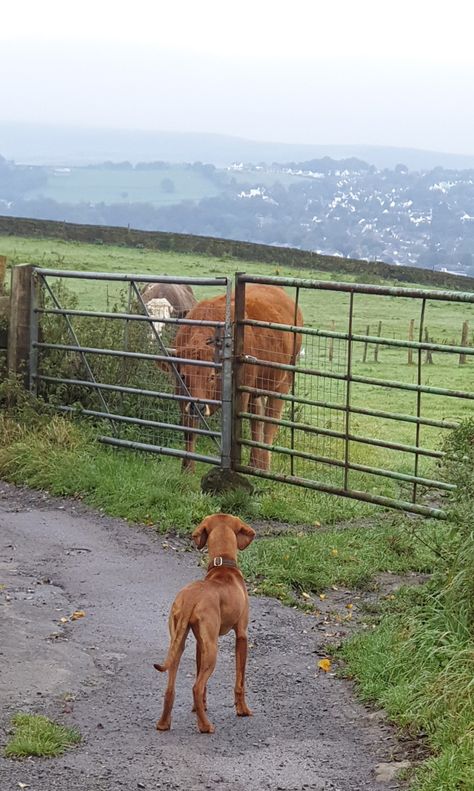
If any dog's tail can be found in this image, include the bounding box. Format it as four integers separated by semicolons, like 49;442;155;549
154;603;193;673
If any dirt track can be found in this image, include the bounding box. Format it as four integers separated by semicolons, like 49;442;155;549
0;481;407;791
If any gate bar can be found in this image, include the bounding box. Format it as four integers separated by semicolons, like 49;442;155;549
36;374;221;406
239;356;474;400
37;307;223;328
34;268;227;286
240;318;474;356
238;411;444;458
235;464;447;519
238;273;474;303
55;405;221;437
35;342;221;369
238;384;460;430
239;437;455;491
99;436;221;465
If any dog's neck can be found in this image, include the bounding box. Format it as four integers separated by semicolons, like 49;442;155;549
207;555;238;572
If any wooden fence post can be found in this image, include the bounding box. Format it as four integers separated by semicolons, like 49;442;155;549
459;320;469;365
328;319;335;363
362;324;370;363
424;327;433;365
0;255;6;294
374;321;382;363
408;319;415;365
7;264;34;388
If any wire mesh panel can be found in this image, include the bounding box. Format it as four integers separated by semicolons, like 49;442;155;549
31;268;232;469
233;274;474;518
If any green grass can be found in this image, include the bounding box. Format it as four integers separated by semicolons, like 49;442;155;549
24;166;224;206
338;421;474;791
0;408;377;531
2;231;473;515
22;165;308;207
5;713;81;758
240;516;446;603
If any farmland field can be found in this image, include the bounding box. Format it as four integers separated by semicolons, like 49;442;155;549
23;166;308;207
2;233;474;515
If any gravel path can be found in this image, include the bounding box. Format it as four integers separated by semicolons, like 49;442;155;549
0;481;407;791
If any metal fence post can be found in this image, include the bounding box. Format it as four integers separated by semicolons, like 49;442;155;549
220;278;234;470
29;268;40;395
231;273;246;470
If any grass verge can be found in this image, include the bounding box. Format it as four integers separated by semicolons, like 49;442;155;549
338;419;474;791
5;713;81;758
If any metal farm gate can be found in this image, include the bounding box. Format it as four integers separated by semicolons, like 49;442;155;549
30;267;234;470
231;274;474;519
24;266;474;519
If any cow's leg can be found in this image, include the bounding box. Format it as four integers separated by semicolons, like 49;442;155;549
181;411;197;473
248;395;265;469
252;395;285;471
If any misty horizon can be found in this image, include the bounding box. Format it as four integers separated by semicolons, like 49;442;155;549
2;0;474;160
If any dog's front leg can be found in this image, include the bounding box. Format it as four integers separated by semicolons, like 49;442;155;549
234;621;252;717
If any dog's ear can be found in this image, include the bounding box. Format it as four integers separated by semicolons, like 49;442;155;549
192;518;210;549
236;519;256;550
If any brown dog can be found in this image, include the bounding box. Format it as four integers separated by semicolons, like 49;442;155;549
154;513;256;733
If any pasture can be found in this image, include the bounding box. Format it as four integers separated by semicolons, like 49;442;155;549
1;232;472;791
2;233;474;518
24;166;223;207
22;166;308;207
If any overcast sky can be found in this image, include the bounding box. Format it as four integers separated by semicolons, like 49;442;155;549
1;0;472;154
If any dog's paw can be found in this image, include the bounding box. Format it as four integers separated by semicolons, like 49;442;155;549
156;720;171;731
236;706;253;717
198;721;215;734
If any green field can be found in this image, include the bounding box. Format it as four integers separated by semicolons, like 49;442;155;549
25;166;223;206
23;166;308;207
2;233;474;512
1;231;472;791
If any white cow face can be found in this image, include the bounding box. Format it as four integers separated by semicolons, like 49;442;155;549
145;297;173;339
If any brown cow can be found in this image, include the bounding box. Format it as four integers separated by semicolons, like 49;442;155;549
171;285;303;472
141;282;197;318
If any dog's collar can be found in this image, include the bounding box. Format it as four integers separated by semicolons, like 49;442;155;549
207;556;238;572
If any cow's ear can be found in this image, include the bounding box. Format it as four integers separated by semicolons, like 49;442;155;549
192;518;210;549
236;519;256;550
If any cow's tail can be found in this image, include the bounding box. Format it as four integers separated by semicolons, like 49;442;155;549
153;604;192;673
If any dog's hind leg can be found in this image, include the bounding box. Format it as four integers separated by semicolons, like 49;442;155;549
192;641;208;712
192;633;218;733
156;632;187;731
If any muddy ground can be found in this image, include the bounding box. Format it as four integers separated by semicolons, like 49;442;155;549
0;481;418;791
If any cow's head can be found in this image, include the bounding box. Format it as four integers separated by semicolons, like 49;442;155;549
145;297;173;339
173;325;224;420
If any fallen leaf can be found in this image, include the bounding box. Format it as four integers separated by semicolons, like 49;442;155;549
59;617;69;624
301;592;311;600
70;610;86;621
18;784;29;789
346;603;354;609
331;548;338;556
313;521;321;528
318;658;332;672
319;593;327;600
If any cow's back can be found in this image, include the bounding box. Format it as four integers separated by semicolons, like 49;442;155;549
175;285;302;365
142;283;197;315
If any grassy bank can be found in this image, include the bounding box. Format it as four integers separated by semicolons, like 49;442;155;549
339;420;474;791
